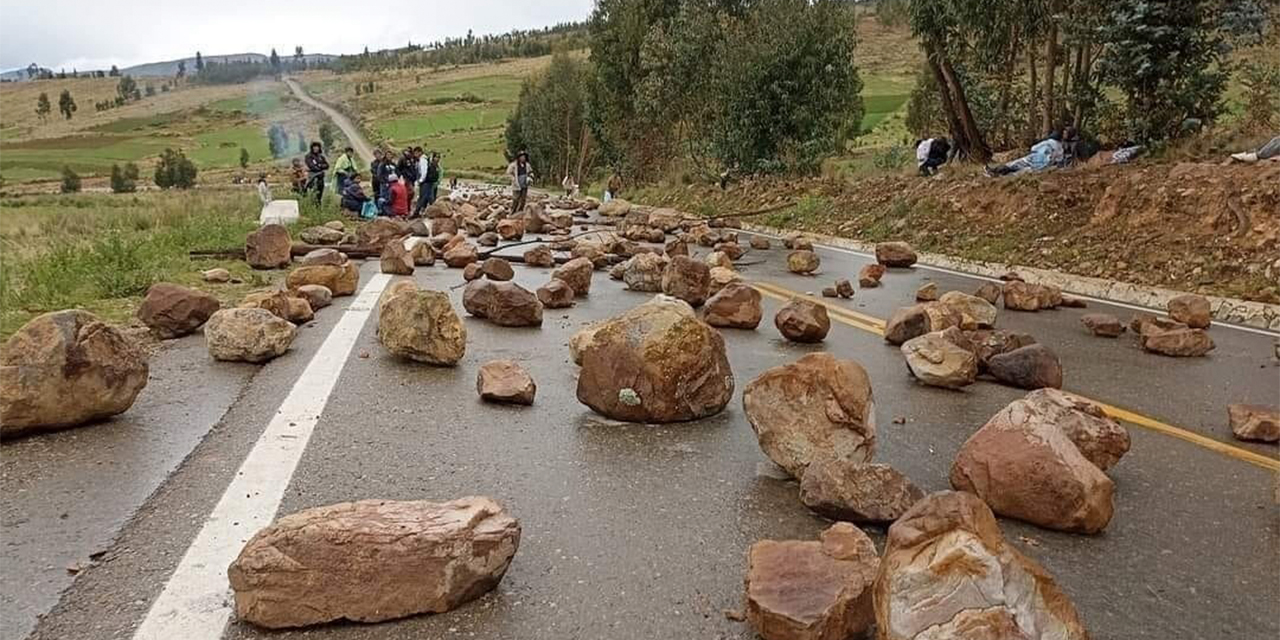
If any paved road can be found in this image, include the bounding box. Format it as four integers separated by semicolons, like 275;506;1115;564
5;225;1277;640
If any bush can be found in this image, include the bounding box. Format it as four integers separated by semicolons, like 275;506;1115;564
1239;62;1280;133
110;163;139;193
60;166;81;193
154;149;198;189
873;145;912;170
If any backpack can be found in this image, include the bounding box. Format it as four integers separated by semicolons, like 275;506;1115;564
360;200;378;219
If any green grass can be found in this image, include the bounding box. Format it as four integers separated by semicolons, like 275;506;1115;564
861;93;910;132
0;135;178;179
188;124;273;167
391;75;523;105
207;90;284;116
373;106;510;142
90;111;185;134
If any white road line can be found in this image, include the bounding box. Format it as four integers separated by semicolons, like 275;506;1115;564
745;228;1279;337
132;272;390;640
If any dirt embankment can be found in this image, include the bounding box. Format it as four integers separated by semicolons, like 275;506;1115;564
643;161;1280;304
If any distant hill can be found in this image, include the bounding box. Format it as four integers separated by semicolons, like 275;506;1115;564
0;52;337;82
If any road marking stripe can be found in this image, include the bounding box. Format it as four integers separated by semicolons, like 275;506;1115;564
752;279;1280;472
132;273;391;640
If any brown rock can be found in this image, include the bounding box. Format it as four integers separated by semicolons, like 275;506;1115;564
1139;318;1215;357
1025;389;1130;471
1081;313;1124;337
787;250;820;275
300;225;344;245
496;218;525;241
300;248;346;267
702;282;763;329
901;331;978;389
914;282;938;302
973;282;1002;304
775;299;830;343
1002;281;1041;311
462;280;495;318
1060;295;1087;308
576;296;733;423
965;329;1038;372
430;216;458;236
355;217;410;250
377;290;467;366
743;353;875;477
137;283;220;338
799;459;924;524
938;291;998;329
481;257;515;281
858;263;885;288
883;305;931;345
463;262;483;282
293;285;332;311
552;257;594;297
245;224;292;270
1035;283;1063;309
830;279;853;299
206;308;296;363
821;287;838;298
623;253;668;292
951;397;1115;533
380;241;415;275
1168;294;1211;329
749;236;771;250
536;279;575;309
874;491;1090;640
286;262;359;296
1229;403;1280;442
875;241;917;268
405;238;435;266
202;267;231;283
228;497;519;629
705;250;735;271
715;242;746;261
523;245;555;268
708;266;741;294
745;523;878;640
987;343;1063;390
486;282;543;327
1;310;150;436
661;255;711;307
240;290;312;324
476;360;536;405
443;243;479;268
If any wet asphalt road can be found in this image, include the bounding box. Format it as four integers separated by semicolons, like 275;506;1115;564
6;229;1279;640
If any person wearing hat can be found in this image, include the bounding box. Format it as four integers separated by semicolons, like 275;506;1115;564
506;150;534;214
340;172;370;216
303;141;329;205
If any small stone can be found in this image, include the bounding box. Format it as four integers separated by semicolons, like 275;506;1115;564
749;237;771;250
835;279;854;298
202;268;231;283
822;287;838;298
858;264;885;288
1081;313;1124;337
915;282;937;301
1229;404;1279;442
477;360;536;405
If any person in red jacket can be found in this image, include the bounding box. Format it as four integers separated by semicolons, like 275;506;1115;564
388;173;410;217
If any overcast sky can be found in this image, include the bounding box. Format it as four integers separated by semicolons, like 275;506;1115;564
0;0;595;72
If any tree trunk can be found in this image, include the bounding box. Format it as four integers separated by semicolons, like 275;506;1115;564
1042;16;1059;135
1072;43;1093;130
927;53;968;152
997;26;1021;149
1027;46;1039;142
938;56;992;162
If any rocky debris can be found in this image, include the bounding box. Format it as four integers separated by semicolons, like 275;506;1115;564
609;262;628;280
523;245;555;268
834;279;854;299
443;243;479;268
286;262;360;296
874;491;1090;640
431;217;458;236
1128;313;1157;334
1035;283;1064;309
486;283;544;327
987;343;1063;390
973;282;1002;304
552;257;594;297
300;248;346;267
702;282;763;329
300;225;344;245
914;282;937;301
783;233;813;251
1229;403;1279;442
463;263;484;282
462;280;495;318
1;310;150;436
623;253;669;292
405;238;435;266
716;242;747;260
477;232;499;247
228;497;519;629
938;291;997;329
380;242;415;275
378;290;467;366
661;255;711;307
240;290;313;325
572;242;608;267
1138;317;1215;357
775;299;830;343
901;331;978;389
206;308;296;363
875;241;917;268
744;523;878;640
966;329;1038;372
858;264;885;288
1061;295;1087;308
704;251;735;271
708;266;741;294
323;220;345;231
799;459;924;524
951;395;1116;533
648;208;682;232
743;353;875;477
576;295;733;423
245;224;292;270
355;217;410;250
1001;281;1041;311
749;236;771;250
1081;313;1124;337
1167;294;1211;329
137;283;220;339
481;258;515;281
537;279;575;309
883;302;962;345
1024;389;1130;471
665;237;689;257
786;250;820;275
821;287;838;298
598;198;632;217
496;218;525;241
477;360;536;405
293;285;332;311
203;267;232;283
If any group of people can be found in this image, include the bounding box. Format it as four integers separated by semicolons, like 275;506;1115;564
288;142;448;219
913;126;1100;178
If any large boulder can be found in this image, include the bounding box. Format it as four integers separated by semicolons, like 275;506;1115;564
1138;318;1215;357
377;290;467;366
883;305;931;346
523;245;555;268
476;360;536;405
774;299;830;343
293;284;332;312
950;395;1116;533
486;282;543;327
0;310;149;436
743;353;875;478
245;224;292;270
405;237;435;266
228;497;520;629
598;198;632;217
661;255;711;307
137;283;220;338
799;459;924;524
552;257;594;297
1168;294;1211;329
205;308;296;363
380;241;415;275
536;279;575;309
702;282;763;329
874;491;1090;640
745;523;878;640
1024;389;1130;471
623;253;668;293
576;295;733;423
355;217;410;250
300;248;346;267
443;243;479;268
286;261;360;297
1229;403;1279;443
299;225;344;245
987;343;1063;390
481;257;515;281
901;331;978;389
875;241;917;268
938;291;997;329
966;329;1038;372
1081;313;1124;337
786;250;820;275
973;282;1002;304
1001;281;1041;311
496;218;525;241
708;266;741;294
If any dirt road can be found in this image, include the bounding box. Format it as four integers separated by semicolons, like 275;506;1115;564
283;78;373;165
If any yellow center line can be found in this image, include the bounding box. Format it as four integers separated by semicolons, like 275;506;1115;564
750;280;1280;472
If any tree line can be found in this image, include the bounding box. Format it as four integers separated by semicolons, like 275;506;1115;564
328;23;588;74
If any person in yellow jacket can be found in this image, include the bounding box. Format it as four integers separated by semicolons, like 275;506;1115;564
332;146;356;194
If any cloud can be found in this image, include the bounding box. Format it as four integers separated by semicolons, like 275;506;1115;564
0;0;594;72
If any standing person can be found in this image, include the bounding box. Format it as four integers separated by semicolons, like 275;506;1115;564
397;148;418;208
415;150;441;215
915;136;951;176
290;158;307;194
256;173;272;204
605;171;622;202
370;149;385;208
506;151;534;214
304;142;329;205
333;146;356;193
388;173;410;218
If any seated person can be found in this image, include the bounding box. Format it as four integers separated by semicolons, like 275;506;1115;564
915;137;951;176
986;131;1064;177
340;174;370;215
388;175;411;218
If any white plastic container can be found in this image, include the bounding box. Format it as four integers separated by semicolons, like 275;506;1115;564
259;200;300;226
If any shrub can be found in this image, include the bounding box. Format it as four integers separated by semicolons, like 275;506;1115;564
154;149;198;189
60;166;81;193
110;163;139;193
